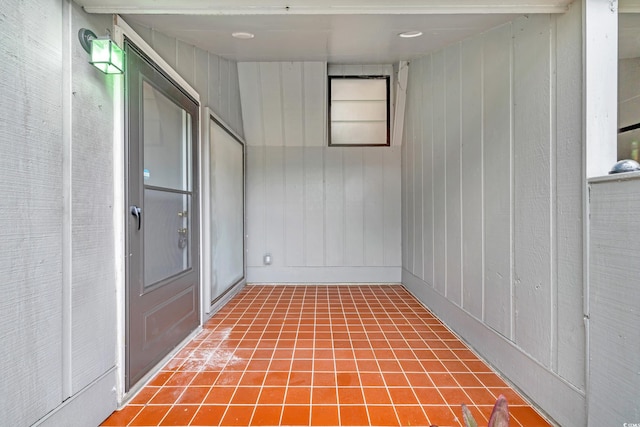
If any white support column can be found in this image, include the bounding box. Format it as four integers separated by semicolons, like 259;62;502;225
584;0;618;177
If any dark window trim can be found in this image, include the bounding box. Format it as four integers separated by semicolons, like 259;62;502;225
328;75;391;147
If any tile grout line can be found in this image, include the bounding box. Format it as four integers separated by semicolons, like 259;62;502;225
330;286;342;426
278;285;301;426
218;285;279;426
388;285;457;426
372;286;431;424
102;285;552;427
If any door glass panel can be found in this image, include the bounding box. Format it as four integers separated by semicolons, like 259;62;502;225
143;80;192;191
144;189;191;287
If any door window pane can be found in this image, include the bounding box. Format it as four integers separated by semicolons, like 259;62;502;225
143;80;192;191
144;189;191;287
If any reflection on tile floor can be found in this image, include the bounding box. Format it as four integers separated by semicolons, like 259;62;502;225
102;285;551;426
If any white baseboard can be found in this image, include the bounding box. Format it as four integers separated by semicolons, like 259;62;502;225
35;368;117;427
247;266;401;283
402;269;584;427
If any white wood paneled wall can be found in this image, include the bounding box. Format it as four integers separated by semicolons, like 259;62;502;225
0;1;64;423
588;175;640;427
239;62;402;282
0;6;251;426
1;2;118;425
128;23;244;137
401;4;585;426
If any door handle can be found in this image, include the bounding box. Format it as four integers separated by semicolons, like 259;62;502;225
130;205;142;231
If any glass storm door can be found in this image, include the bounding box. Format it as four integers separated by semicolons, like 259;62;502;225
125;40;200;391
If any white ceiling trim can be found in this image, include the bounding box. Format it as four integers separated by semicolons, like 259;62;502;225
80;0;571;15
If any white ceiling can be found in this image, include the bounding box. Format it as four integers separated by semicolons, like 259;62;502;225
76;0;575;63
121;14;523;63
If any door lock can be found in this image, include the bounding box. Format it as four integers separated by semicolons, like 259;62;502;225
178;228;188;249
178;211;188;217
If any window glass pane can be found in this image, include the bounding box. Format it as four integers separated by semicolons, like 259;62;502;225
143;80;192;191
144;189;191;287
331;100;387;121
331;79;386;101
331;121;387;145
329;76;389;146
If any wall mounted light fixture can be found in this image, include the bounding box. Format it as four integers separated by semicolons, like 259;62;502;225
78;28;124;74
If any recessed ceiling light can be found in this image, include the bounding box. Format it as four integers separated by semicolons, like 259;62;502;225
232;31;255;39
398;31;423;38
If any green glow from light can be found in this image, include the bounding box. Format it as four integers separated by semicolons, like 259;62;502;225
90;38;124;74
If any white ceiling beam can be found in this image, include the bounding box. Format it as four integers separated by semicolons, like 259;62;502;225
80;0;571;15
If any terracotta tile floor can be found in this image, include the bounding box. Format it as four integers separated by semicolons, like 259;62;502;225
102;285;551;427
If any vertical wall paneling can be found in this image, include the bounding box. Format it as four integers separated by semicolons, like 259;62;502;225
260;63;284;147
461;36;484;319
325;148;345;266
62;1;73;400
303;63;326;147
432;50;447;295
285;147;305;266
401;6;586;424
383;148;402;267
0;10;247;425
445;44;463;305
282;62;304;146
229;63;243;135
588;177;640;427
127;22;152;46
555;1;585;390
246;147;266;267
239;63;264;146
219;59;231;125
549;14;559;373
194;48;209;108
407;62;424;277
420;56;435;286
70;5;117;395
208;54;221;117
1;2;122;424
304;148;325;266
401;86;409;272
151;30;177;71
265;147;286;267
482;23;514;336
344;148;365;266
400;59;411;274
0;2;64;423
133;23;244;137
241;62;401;282
513;14;553;366
364;150;385;266
176;41;195;88
404;63;415;275
412;59;424;279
